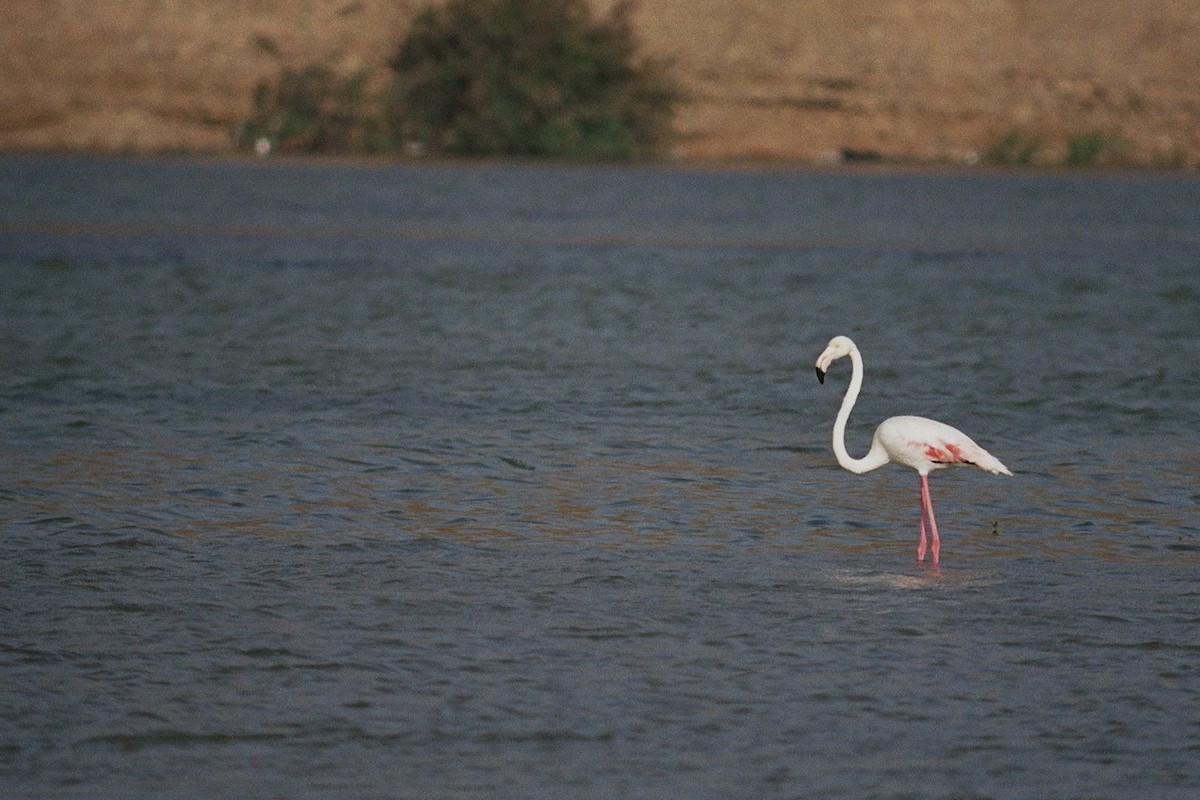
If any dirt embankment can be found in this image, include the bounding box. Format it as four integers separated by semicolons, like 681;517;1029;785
2;0;1198;165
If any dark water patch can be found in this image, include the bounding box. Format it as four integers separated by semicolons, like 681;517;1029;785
83;729;290;754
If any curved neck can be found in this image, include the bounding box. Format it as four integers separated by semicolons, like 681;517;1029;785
832;346;889;474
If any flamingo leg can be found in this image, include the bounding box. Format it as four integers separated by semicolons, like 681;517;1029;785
920;474;941;566
916;479;928;562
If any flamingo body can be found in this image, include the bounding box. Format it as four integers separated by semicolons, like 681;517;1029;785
872;414;1012;477
814;335;1011;565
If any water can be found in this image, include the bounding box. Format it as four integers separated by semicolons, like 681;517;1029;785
2;156;1199;799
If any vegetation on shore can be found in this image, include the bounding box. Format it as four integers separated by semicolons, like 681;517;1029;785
978;127;1134;168
239;0;677;159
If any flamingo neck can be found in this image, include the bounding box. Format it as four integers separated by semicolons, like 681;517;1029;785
832;346;890;474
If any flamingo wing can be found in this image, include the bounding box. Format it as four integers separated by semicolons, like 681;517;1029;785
875;415;1012;476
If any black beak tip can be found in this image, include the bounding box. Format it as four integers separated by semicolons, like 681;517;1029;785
815;366;825;384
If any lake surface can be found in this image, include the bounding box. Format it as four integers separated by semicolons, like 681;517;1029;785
2;156;1198;799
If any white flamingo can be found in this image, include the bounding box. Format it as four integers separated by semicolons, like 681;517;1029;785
814;335;1012;566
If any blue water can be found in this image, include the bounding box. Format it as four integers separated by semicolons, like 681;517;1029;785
2;156;1199;799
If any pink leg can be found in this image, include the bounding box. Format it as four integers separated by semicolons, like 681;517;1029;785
916;479;928;562
920;474;941;566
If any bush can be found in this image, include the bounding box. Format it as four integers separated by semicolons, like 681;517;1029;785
1064;130;1110;167
387;0;677;158
981;129;1041;166
239;66;391;154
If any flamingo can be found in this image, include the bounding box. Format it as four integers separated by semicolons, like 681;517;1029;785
814;335;1012;566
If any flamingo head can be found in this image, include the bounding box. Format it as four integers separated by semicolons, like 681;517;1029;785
814;335;857;384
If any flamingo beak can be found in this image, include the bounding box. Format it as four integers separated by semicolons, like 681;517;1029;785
814;349;834;384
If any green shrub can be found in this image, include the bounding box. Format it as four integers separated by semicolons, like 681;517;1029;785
1064;130;1109;167
239;66;390;154
981;129;1041;165
386;0;677;158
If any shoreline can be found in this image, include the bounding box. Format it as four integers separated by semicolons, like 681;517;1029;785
6;148;1200;178
4;2;1198;170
